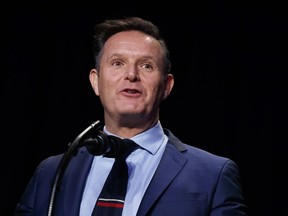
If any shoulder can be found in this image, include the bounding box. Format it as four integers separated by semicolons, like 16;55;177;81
36;147;92;172
163;128;239;171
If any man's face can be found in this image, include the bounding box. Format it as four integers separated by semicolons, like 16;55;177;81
90;30;173;126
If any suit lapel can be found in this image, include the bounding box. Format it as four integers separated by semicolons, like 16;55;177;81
61;148;94;216
137;142;187;215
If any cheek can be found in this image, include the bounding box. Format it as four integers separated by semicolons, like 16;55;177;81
148;80;165;101
98;76;117;98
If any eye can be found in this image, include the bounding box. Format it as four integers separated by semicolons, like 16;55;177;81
112;60;123;67
141;63;153;71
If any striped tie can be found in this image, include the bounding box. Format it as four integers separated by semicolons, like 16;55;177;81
92;137;138;215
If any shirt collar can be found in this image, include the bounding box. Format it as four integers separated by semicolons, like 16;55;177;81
103;121;167;155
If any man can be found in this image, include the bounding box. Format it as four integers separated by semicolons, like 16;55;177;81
14;16;248;216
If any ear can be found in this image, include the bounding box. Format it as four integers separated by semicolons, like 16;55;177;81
162;74;174;100
89;69;100;96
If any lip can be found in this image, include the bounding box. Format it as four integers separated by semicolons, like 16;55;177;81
120;88;142;97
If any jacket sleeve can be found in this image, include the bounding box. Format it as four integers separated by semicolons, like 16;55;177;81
14;156;60;216
211;159;248;216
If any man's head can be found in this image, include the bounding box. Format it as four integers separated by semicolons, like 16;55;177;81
89;17;174;134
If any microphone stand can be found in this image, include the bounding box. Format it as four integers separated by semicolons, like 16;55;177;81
47;120;102;216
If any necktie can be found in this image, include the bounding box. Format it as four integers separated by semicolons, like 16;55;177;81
92;137;138;216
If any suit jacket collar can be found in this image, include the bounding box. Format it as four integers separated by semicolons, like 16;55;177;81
137;129;188;215
61;148;94;216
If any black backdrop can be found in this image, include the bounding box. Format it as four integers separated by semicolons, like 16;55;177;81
3;2;287;216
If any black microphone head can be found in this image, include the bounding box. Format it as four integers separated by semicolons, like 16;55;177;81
103;135;125;158
83;131;125;157
84;130;110;156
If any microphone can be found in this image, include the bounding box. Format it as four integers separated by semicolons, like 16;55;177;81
83;131;125;157
47;120;127;216
48;120;107;216
82;130;110;155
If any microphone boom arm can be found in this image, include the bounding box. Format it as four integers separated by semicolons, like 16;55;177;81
47;120;102;216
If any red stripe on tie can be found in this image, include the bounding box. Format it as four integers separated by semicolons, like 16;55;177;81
97;201;124;208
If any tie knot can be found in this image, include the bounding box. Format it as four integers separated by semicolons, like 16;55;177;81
122;138;138;158
104;135;138;158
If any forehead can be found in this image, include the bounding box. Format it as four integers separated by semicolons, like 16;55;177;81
103;30;163;56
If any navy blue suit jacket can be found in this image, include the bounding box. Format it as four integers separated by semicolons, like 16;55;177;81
14;129;247;216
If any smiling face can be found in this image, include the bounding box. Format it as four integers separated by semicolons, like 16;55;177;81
89;30;174;134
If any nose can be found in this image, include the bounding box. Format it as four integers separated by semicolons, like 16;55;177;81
125;66;140;82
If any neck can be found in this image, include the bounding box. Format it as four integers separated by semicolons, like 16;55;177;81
104;118;159;139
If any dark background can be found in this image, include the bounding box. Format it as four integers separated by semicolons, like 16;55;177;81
2;2;287;216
